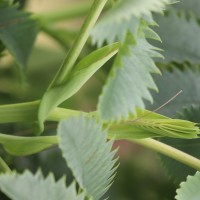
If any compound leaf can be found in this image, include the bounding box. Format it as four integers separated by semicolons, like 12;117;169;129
146;67;200;117
153;11;200;64
159;106;200;183
98;34;161;122
58;115;118;200
175;171;200;200
0;1;38;68
173;0;200;19
38;43;119;130
91;0;174;47
0;170;84;200
105;0;176;20
0;134;57;156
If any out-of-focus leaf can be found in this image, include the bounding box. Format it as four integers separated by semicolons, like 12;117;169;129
175;171;200;200
58;115;118;200
0;1;38;68
38;43;119;130
0;133;57;156
0;170;85;200
41;25;76;51
105;0;176;20
153;11;200;64
146;67;200;117
159;106;200;183
172;0;200;19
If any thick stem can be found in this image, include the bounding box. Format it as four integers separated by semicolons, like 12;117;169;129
49;0;108;87
1;102;200;171
0;101;39;123
130;138;200;171
0;101;82;124
0;157;11;173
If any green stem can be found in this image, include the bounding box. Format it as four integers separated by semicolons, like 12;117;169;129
48;107;86;121
0;101;39;123
1;102;200;171
130;138;200;171
49;0;108;86
0;157;11;173
0;101;83;124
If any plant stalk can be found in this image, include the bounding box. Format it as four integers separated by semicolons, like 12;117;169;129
49;0;108;87
0;157;11;173
1;102;200;171
130;138;200;171
0;101;82;124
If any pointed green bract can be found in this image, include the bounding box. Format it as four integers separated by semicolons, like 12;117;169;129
38;43;119;130
108;108;199;140
58;115;118;200
175;172;200;200
98;34;161;122
0;1;38;68
0;134;57;156
0;170;85;200
153;11;200;64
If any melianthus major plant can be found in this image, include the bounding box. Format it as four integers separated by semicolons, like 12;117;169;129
0;0;200;199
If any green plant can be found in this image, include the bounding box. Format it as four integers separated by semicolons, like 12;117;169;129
0;0;200;199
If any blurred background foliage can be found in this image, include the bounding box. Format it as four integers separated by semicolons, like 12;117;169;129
1;0;200;199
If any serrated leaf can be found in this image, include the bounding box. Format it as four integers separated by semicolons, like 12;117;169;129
0;2;38;68
91;0;166;47
146;67;200;117
102;0;175;21
0;133;57;156
58;115;118;200
91;15;141;47
175;172;200;200
38;43;119;131
173;0;200;19
153;11;200;64
158;106;200;183
0;170;85;200
108;108;199;139
98;34;161;122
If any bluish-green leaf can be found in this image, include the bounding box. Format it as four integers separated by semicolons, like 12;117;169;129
98;34;161;122
153;11;200;63
38;43;119;130
0;133;57;156
173;0;200;19
102;0;175;21
0;170;85;200
175;171;200;200
91;0;168;47
158;105;200;183
58;115;118;200
146;67;200;117
0;2;38;68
